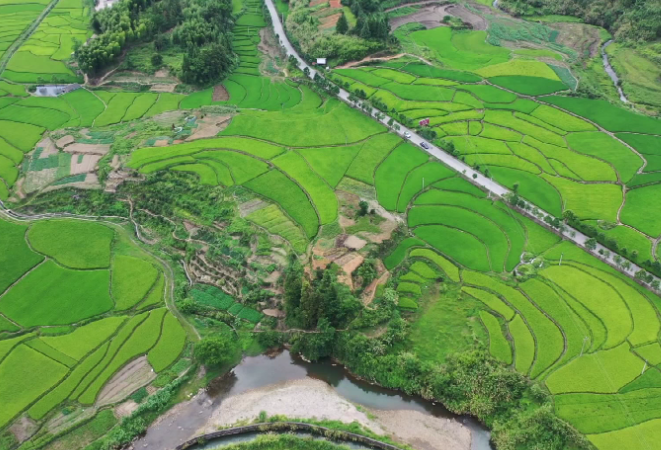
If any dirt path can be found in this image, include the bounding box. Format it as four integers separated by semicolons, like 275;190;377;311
385;0;444;12
388;2;486;31
335;52;436;69
390;3;453;31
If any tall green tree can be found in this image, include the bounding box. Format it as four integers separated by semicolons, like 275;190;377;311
284;264;303;320
317;270;341;326
336;13;349;34
194;335;235;367
299;279;320;328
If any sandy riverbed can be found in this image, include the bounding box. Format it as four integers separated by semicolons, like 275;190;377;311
200;378;472;450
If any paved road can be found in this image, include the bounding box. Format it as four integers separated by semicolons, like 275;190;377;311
264;0;660;290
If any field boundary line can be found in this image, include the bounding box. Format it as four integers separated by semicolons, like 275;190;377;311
267;0;661;291
0;202;201;342
27;341;111;423
410;202;513;271
76;311;152;404
562;261;647;340
0;0;59;75
0;257;47;298
0;332;35;366
541;276;608;353
0;312;21;331
518;288;567;379
464;281;538;375
412;222;494;270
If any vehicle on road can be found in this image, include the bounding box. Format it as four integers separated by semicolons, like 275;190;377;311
404;131;411;139
420;142;429;149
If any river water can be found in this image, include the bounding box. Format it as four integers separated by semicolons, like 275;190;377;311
137;350;492;450
601;40;629;103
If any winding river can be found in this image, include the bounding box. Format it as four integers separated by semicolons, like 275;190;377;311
602;40;629;103
137;350;492;450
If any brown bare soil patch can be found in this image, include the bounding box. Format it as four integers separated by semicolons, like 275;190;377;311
24;168;58;194
549;22;600;58
153;139;170;147
337;189;361;217
110;154;120;170
43;173;101;193
363;268;389;306
154;68;170;78
36;137;58;157
329;0;341;7
96;356;156;407
150;84;177;93
344;235;367;250
389;3;485;31
114;400;139;419
239;199;268;217
46;408;96;435
9;416;38;443
185;115;231;141
64;143;111;155
336;252;364;290
151;110;188;126
55;135;75;148
12;177;25;200
258;28;278;58
263;308;285;318
367;215;398;243
390;4;451;31
212;84;229;101
446;4;486;30
320;12;341;29
70;154;102;175
339;215;356;228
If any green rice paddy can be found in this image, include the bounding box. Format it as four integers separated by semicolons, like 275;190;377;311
1;5;661;449
0;217;187;427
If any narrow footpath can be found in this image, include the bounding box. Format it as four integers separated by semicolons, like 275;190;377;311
263;0;660;291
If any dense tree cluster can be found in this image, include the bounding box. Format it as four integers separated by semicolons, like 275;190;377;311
283;261;362;329
342;0;391;42
284;0;387;63
285;287;591;450
77;0;235;83
501;0;661;41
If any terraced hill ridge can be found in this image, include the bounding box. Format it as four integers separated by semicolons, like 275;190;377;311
0;217;187;429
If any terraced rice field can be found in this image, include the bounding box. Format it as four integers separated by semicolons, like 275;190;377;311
128;84;395;249
0;88;185;199
0;217;187;427
2;0;90;83
0;0;50;60
389;187;661;450
331;59;661;265
0;5;660;448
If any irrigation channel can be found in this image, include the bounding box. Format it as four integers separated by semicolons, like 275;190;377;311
263;0;661;292
137;350;492;450
601;40;629;103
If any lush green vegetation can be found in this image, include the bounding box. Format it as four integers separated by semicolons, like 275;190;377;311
2;3;661;449
27;220;114;269
501;0;661;42
0;217;187;428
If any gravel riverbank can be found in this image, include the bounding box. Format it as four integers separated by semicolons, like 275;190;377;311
200;378;472;450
